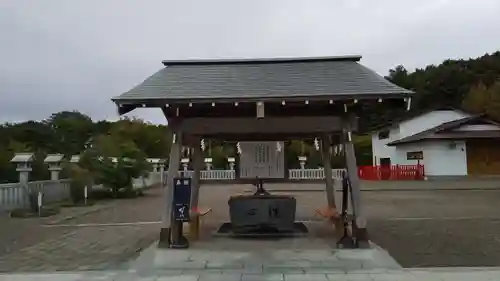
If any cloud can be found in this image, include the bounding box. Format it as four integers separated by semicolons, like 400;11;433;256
1;0;499;124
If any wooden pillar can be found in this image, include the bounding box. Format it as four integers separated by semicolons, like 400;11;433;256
342;117;369;248
320;135;336;209
191;137;202;211
321;135;344;237
189;136;203;240
158;130;182;247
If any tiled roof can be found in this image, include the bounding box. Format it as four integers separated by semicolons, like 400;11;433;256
112;56;412;105
387;116;500;145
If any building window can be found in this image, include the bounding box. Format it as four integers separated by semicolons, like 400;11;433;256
406;151;423;160
378;130;390;140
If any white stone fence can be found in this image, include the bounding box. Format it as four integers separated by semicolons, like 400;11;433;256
1;168;344;212
0;172;162;212
0;180;71;212
152;168;347;182
289;168;345;180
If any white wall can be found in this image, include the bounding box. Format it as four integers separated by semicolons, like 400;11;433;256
399;110;469;138
371;110;471;166
395;141;467;176
371;127;399;165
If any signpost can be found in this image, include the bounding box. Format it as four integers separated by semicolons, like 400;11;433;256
37;192;42;217
173;177;191;221
170;177;191;248
84;186;88;205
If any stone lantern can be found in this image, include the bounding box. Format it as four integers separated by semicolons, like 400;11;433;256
69;155;81;164
227;157;236;170
44;154;64;180
180;158;190;172
147;158;161;172
298;156;307;170
158;159;166;185
204;157;213;170
11;153;34;185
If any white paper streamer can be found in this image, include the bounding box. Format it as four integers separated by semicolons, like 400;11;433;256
314;138;320;151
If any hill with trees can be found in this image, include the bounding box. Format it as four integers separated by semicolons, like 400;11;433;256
387;51;500;122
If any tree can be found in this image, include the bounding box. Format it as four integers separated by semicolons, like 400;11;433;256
463;80;500;121
80;134;150;196
384;51;500;127
7;121;54;152
0;140;31;183
66;162;92;203
109;117;171;158
45;111;94;156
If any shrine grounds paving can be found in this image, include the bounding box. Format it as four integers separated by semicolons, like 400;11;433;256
0;179;500;272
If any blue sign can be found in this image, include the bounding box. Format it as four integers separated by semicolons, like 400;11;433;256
173;177;191;221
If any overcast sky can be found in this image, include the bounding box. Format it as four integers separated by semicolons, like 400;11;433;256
1;0;499;124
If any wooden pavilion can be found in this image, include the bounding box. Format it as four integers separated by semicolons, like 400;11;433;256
112;55;414;248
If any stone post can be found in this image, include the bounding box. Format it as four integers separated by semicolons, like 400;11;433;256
181;158;190;172
69;155;80;164
147;158;160;172
298;156;307;170
228;157;236;170
159;161;165;186
44;154;64;181
11;153;34;186
204;157;212;171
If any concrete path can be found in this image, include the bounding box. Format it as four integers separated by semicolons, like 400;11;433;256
131;240;402;273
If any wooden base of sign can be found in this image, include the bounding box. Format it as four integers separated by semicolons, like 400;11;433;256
158;228;171;248
352;224;370;249
189;217;200;241
169;221;189;249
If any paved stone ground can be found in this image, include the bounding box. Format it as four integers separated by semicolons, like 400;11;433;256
0;202;112;257
1;180;500;273
199;182;500;268
128;228;403;275
0;188;164;272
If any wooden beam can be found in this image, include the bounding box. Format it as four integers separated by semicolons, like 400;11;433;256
342;116;369;248
179;116;357;135
189;136;203;241
196;133;342;141
157;99;402;119
321;135;336;209
158;130;182;248
321;134;345;239
191;137;202;210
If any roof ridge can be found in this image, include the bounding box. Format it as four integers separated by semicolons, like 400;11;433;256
162;55;362;66
387;115;488;146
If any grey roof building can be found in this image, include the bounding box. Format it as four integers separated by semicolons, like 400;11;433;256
111;55;414;249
